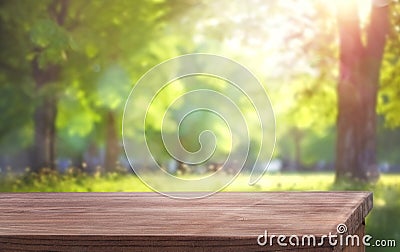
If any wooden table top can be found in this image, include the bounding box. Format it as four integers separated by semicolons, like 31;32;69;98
0;192;373;251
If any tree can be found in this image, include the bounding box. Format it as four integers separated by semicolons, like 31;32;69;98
31;0;69;171
335;0;390;182
0;0;194;172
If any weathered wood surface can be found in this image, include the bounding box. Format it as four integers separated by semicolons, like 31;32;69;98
0;192;372;251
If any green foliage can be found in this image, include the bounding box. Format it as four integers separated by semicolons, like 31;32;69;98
378;54;400;129
377;121;400;164
57;84;100;137
275;74;337;137
302;127;336;164
0;0;400;174
377;0;400;129
96;65;130;111
0;0;198;161
30;19;71;67
0;82;34;153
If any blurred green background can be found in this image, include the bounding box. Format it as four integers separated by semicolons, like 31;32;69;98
0;0;399;251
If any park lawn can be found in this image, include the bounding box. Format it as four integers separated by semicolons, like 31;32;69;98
0;171;398;252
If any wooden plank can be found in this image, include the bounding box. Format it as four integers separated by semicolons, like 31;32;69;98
0;192;372;251
342;223;366;252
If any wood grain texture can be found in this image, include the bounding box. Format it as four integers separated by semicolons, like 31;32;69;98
342;223;366;252
0;192;372;251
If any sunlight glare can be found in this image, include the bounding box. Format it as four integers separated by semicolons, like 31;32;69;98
331;0;372;27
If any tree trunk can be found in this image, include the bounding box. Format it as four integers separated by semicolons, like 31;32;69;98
292;128;303;171
105;111;119;172
31;61;59;172
30;0;68;172
335;1;389;182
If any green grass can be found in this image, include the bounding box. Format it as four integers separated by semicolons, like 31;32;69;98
0;171;398;251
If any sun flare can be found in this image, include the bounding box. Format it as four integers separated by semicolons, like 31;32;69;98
327;0;372;27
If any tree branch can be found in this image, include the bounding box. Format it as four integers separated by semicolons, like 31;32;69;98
336;0;364;80
48;0;69;26
366;2;390;62
337;1;365;62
